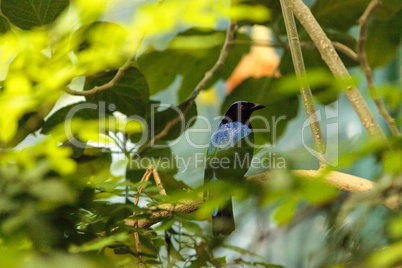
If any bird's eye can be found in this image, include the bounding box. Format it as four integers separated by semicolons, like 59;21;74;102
240;105;246;110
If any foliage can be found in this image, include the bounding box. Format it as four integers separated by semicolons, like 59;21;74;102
0;0;401;267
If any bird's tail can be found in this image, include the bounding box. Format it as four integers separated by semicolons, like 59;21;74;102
212;197;235;236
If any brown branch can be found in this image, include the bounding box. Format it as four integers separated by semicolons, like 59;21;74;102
134;166;154;206
153;168;167;196
133;166;153;268
280;0;328;167
287;0;388;142
136;22;237;156
357;0;401;137
124;170;400;229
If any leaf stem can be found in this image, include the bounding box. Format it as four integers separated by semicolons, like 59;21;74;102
279;0;328;167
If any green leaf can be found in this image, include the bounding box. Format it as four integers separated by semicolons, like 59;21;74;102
0;14;10;33
273;197;298;225
365;15;401;68
41;102;99;134
71;22;127;53
1;0;69;30
149;101;197;141
311;0;402;32
137;29;250;102
300;180;338;205
311;0;370;31
84;67;150;117
389;216;402;239
70;233;128;253
4;111;46;147
373;0;402;20
29;179;75;206
222;244;265;259
221;77;298;144
67;146;112;185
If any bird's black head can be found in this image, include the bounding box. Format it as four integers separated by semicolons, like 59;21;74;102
221;101;265;127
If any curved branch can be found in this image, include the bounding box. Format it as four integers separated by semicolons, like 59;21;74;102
280;0;328;167
300;41;358;62
125;170;400;229
287;0;387;142
357;0;401;137
64;57;136;96
136;22;237;156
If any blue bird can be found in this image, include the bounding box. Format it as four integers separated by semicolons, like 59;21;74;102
204;101;265;236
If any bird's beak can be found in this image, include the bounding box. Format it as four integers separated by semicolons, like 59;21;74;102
251;103;265;111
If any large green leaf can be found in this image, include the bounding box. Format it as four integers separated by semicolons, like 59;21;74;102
1;0;69;30
137;29;250;102
311;0;370;31
70;22;127;67
365;14;401;68
373;0;402;20
68;146;112;184
84;67;150;117
221;77;299;145
41;102;99;134
0;14;10;33
311;0;402;32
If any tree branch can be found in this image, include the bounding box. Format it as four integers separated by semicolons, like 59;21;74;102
125;170;400;229
136;22;237;156
280;0;328;167
301;41;358;62
64;56;137;96
287;0;388;142
357;0;401;137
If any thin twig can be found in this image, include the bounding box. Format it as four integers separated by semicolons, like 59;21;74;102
280;0;328;167
357;0;401;136
136;22;237;156
134;166;154;205
153;168;167;196
230;39;285;48
134;232;144;268
64;56;137;96
133;166;154;268
288;0;387;142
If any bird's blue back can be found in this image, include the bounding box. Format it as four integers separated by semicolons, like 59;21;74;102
205;121;254;183
207;122;252;155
